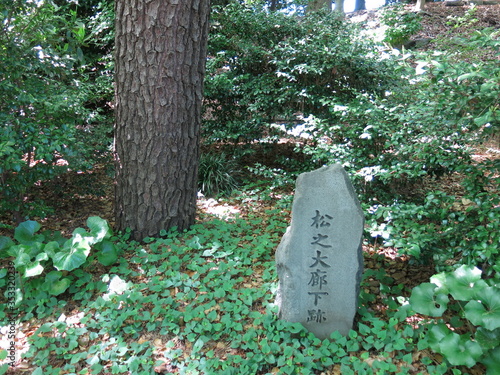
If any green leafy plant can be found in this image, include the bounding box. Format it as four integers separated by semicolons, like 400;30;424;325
302;28;499;270
0;0;114;222
409;265;500;373
198;152;240;197
381;3;422;47
0;208;473;375
204;3;395;143
0;217;118;300
446;4;478;28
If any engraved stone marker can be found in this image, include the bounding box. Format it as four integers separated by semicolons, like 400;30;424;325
275;164;364;339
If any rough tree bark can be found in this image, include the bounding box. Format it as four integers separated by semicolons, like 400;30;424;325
114;0;210;240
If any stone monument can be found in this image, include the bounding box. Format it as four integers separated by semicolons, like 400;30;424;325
275;164;364;339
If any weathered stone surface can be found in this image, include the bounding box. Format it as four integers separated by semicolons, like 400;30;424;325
275;164;364;339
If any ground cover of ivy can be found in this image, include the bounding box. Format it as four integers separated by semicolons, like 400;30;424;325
1;188;494;375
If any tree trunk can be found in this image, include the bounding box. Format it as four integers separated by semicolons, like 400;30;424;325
354;0;366;11
415;0;426;11
334;0;345;14
114;0;210;240
307;0;331;13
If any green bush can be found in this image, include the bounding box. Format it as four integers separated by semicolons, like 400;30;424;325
203;3;397;142
381;2;422;47
301;29;499;270
0;0;113;222
367;190;500;273
7;214;448;374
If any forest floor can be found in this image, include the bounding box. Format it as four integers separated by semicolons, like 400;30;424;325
1;3;499;375
350;1;500;43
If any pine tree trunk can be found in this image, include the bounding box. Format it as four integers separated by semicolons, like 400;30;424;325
114;0;210;240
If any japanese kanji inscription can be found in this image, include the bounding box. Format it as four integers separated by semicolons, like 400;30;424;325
275;164;364;339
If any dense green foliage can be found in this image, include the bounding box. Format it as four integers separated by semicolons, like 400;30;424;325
381;3;422;46
0;214;459;374
0;0;113;223
204;4;397;142
410;265;500;370
301;28;500;272
2;213;498;374
0;0;83;221
1;1;499;374
198;152;240;197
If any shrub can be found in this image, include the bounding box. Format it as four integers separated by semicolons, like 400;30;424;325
381;2;422;47
198;152;240;197
301;29;499;270
0;217;119;312
203;3;397;142
0;0;113;222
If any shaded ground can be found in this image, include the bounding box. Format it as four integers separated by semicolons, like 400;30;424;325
349;2;500;42
3;139;495;373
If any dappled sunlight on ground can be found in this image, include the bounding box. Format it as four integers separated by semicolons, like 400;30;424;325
197;197;241;219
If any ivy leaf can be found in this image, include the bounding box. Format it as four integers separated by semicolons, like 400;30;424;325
14;221;42;245
465;286;500;330
475;327;500;351
0;236;14;254
288;322;305;334
410;283;449;316
24;261;44;278
10;246;31;267
438;331;483;367
187;236;202;250
48;277;72;296
41;271;72;295
483;346;500;375
214;251;233;259
202;248;217;257
43;271;61;285
35;252;48;262
192;337;205;353
43;241;60;258
87;216;111;244
53;236;91;271
446;265;483;301
97;240;118;266
260;340;271;354
428;324;449;350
